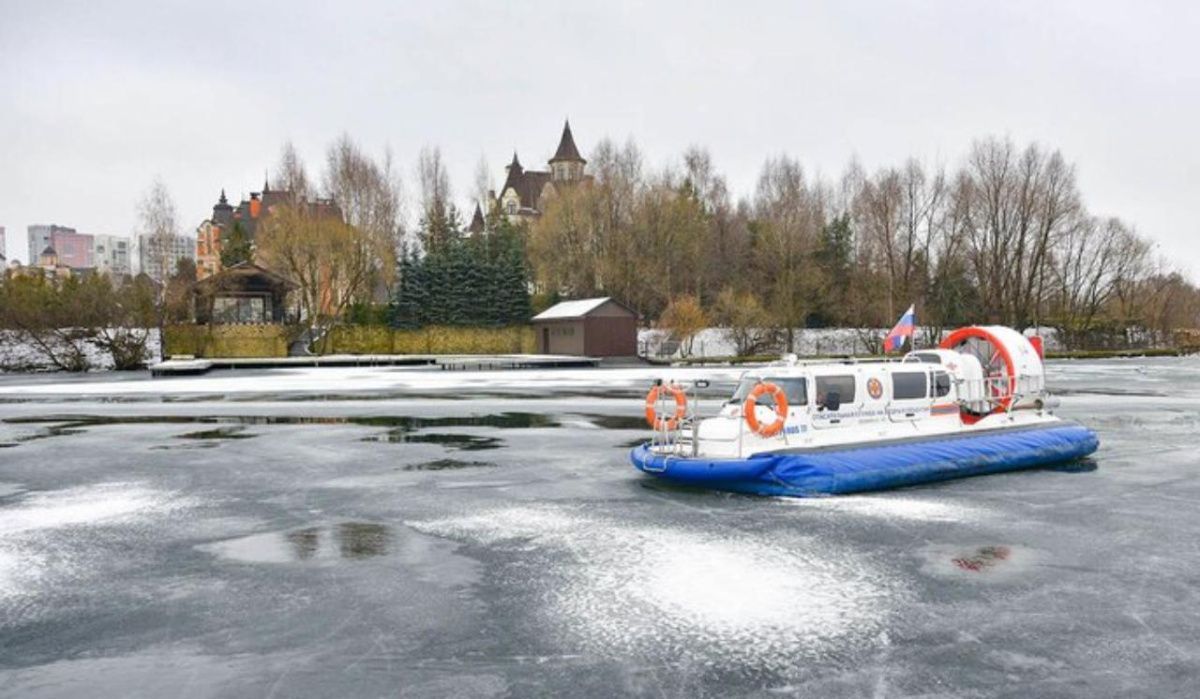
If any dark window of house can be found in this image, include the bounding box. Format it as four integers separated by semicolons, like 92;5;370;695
931;371;951;397
891;372;928;400
815;375;856;407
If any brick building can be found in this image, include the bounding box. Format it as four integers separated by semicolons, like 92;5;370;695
195;184;342;280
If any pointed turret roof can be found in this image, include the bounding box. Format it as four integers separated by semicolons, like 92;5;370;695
550;120;584;164
468;204;486;234
41;244;57;257
217;189;230;206
501;151;525;194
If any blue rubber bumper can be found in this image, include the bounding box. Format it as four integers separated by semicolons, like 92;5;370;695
629;422;1099;497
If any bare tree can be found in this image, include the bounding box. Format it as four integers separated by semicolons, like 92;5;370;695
1050;217;1152;348
684;147;737;299
753;155;825;351
472;155;493;213
960;138;1081;326
136;177;180;359
275;141;312;202
257;204;389;347
417;146;452;218
323;134;403;297
137;177;180;283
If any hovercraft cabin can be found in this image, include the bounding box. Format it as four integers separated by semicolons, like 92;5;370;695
531;297;638;357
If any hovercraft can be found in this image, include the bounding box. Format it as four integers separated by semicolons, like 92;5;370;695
630;326;1099;497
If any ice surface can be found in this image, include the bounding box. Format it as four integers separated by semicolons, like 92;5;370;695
1;356;1199;695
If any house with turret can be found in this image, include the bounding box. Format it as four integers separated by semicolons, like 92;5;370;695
495;121;590;225
195;182;342;281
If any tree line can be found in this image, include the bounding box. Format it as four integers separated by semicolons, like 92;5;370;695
526;136;1200;352
170;133;1200;353
4;132;1198;371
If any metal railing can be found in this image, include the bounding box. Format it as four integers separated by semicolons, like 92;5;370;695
645;379;710;461
955;373;1044;413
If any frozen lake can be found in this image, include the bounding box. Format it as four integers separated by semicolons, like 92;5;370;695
1;358;1198;697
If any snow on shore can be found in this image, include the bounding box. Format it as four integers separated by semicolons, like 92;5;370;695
0;330;161;373
0;364;747;397
639;325;1065;359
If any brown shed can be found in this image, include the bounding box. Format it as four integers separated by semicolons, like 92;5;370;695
531;297;639;357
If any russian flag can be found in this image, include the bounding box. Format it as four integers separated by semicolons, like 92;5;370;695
883;304;916;353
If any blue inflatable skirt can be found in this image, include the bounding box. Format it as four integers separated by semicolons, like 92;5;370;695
629;422;1099;497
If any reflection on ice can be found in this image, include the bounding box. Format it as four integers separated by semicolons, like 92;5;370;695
364;431;503;450
176;426;256;440
918;542;1039;582
198;522;391;564
1;412;559;451
403;458;495;471
952;545;1012;572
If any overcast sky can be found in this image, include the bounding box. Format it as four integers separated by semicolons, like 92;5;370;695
2;1;1197;276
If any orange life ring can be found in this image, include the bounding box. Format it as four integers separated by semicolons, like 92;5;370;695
743;381;789;437
645;383;688;431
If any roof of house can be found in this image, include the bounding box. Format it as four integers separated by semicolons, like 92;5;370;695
500;158;552;210
550;120;584;163
532;297;636;320
193;261;297;293
467;203;485;234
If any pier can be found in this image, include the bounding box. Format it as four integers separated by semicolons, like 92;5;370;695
149;354;600;376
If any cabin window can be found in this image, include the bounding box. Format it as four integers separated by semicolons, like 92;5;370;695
930;371;951;397
815;375;856;407
911;352;943;364
730;377;807;407
212;296;268;324
891;372;927;400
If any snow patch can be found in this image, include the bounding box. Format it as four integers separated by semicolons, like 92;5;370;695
0;483;191;535
409;504;900;670
0;483;194;601
778;494;986;523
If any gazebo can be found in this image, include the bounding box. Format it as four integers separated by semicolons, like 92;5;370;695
192;262;296;324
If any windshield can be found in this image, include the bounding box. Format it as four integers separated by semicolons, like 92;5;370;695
730;376;807;407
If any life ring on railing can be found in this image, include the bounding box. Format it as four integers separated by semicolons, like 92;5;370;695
645;383;688;431
743;381;789;437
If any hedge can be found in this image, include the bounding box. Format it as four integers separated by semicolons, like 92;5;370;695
164;324;297;358
326;325;535;355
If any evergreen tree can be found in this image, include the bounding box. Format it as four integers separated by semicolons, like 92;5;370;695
388;250;428;329
220;221;253;268
812;213;854;325
419;202;463;255
389;212;532;329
